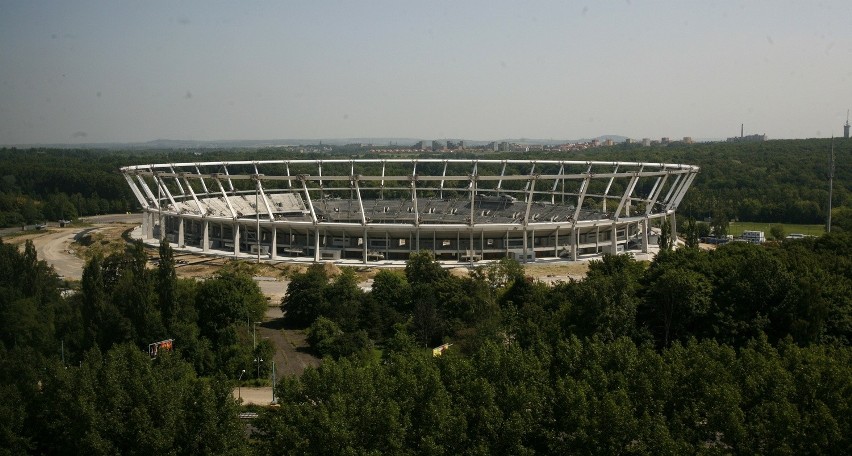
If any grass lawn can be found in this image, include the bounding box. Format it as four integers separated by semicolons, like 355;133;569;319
728;222;825;237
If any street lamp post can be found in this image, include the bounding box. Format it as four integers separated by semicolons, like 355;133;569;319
253;321;261;350
254;357;263;379
271;360;276;404
237;369;246;403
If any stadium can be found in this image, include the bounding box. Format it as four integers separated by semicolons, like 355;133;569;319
121;159;698;264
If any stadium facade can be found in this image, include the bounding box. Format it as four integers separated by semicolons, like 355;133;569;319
120;159;698;264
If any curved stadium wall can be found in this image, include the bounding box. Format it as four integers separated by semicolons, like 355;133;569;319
121;159;698;264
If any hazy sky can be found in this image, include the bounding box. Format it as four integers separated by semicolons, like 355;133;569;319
2;1;851;145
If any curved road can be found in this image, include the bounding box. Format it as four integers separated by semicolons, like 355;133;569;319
37;229;87;280
25;213;141;280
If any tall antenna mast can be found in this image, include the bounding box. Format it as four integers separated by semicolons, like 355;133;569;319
827;136;835;233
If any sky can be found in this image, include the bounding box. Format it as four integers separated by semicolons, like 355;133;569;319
1;1;852;145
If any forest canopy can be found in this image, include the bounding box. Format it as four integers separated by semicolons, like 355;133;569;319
2;231;852;453
1;138;850;228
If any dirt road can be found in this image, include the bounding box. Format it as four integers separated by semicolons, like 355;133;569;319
37;229;88;280
259;303;322;378
5;214;140;280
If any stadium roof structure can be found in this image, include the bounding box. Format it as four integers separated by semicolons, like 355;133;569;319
121;159;698;264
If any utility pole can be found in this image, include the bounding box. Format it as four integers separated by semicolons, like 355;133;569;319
827;136;835;233
253;321;262;379
271;361;276;404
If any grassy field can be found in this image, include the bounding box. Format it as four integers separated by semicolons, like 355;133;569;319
728;222;825;237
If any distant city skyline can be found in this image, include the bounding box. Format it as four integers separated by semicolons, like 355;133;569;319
2;1;851;146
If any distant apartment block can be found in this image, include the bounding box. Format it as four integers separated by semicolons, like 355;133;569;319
413;140;429;150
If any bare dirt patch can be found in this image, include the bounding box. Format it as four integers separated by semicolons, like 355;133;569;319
525;262;590;278
233;386;274;406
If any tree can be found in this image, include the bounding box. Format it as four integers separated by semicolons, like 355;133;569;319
711;208;729;238
659;217;672;251
196;270;266;345
472;257;525;294
832;207;852;232
30;344;250;455
364;270;411;339
642;266;712;347
562;254;644;341
157;239;178;329
321;268;364;332
80;253;131;350
370;270;411;314
683;217;700;249
405;250;448;286
770;224;786;241
280;264;328;327
708;243;792;346
306;316;344;356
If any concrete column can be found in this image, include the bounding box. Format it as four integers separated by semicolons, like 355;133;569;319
595;226;599;253
671;212;678;246
202;220;209;252
158;213;165;241
314;228;321;262
571;227;578;261
554;229;559;258
522;227;528;263
642;218;649;253
505;230;509;258
531;228;535;261
233;223;240;257
271;228;277;259
611;222;618;254
178;218;185;247
363;228;368;264
141;212;148;240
